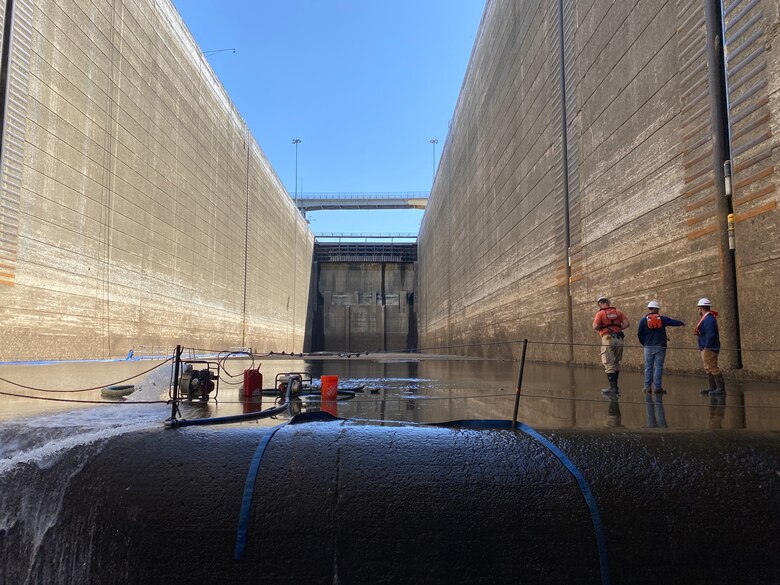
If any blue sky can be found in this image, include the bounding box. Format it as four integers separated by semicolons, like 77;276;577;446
170;0;485;235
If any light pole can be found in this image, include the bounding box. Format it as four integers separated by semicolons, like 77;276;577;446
429;138;439;182
292;138;301;205
203;48;236;58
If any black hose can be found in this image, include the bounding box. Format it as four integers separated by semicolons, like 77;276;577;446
164;401;290;428
300;390;356;401
216;351;255;383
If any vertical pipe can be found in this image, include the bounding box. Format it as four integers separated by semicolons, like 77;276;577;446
512;339;528;425
0;0;16;156
557;0;574;364
446;132;452;355
345;305;351;353
703;0;742;369
169;344;182;422
241;133;250;348
381;263;387;352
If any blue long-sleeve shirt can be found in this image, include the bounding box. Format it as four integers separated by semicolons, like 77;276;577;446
637;314;685;348
695;312;720;352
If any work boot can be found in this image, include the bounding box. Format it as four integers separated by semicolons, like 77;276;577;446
710;374;726;395
643;387;652;394
654;387;667;394
601;373;619;395
699;373;717;395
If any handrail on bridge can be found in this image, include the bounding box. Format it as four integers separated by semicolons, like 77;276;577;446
297;191;428;200
315;232;418;240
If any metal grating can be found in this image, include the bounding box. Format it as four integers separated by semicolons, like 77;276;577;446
314;242;417;263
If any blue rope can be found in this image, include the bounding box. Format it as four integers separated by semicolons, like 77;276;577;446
233;413;339;560
436;419;610;585
515;421;611;585
232;414;610;583
234;422;288;560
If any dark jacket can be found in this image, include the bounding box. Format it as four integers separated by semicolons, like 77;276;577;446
637;313;685;348
695;312;720;352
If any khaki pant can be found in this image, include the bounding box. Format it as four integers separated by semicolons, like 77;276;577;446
701;349;721;375
600;334;624;374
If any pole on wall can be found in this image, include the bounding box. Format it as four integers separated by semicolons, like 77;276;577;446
703;0;742;369
512;339;528;426
557;0;574;365
167;344;182;423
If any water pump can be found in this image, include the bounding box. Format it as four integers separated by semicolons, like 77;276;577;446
179;363;217;401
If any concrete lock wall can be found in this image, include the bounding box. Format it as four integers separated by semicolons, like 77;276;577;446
315;262;415;352
0;0;313;360
418;0;780;377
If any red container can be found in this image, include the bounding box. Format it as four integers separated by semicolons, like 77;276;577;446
243;369;262;398
321;375;338;416
321;375;338;401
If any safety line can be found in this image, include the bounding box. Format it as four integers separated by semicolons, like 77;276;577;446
234;422;288;560
374;339;779;354
0;357;172;393
0;355;147;366
0;389;167;404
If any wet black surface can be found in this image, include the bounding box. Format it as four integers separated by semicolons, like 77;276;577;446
1;422;778;584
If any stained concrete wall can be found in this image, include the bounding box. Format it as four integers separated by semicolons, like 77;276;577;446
315;263;415;352
418;0;780;377
0;0;313;360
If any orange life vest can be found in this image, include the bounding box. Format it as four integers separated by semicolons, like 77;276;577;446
597;307;623;335
647;313;662;329
694;310;718;336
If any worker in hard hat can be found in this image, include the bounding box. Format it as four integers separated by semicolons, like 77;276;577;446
593;295;630;395
695;298;725;395
637;300;685;394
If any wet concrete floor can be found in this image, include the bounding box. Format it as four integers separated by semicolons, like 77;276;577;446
0;354;777;431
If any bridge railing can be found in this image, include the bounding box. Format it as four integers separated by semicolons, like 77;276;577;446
314;232;418;241
296;191;429;200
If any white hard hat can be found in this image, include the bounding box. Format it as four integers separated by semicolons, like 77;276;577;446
597;295;609;303
647;300;661;309
697;297;712;307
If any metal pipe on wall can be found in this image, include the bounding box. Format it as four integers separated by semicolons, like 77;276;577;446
703;0;743;369
557;0;574;365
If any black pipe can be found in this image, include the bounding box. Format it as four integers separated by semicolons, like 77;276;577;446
241;136;250;347
1;423;777;584
164;401;289;428
511;338;528;425
0;0;16;156
557;0;574;364
703;0;743;369
167;344;182;422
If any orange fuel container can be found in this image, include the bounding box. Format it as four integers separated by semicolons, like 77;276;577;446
320;375;338;416
321;375;338;401
243;369;262;398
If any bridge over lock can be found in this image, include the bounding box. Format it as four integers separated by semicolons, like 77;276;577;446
295;192;428;212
